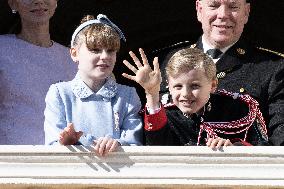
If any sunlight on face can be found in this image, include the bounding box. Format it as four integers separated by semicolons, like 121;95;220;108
168;69;217;115
71;43;117;88
196;0;250;48
12;0;57;25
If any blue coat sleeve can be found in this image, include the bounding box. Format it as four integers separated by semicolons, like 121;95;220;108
117;87;143;146
44;84;67;145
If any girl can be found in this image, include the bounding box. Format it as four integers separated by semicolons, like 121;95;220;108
122;48;269;149
44;14;142;156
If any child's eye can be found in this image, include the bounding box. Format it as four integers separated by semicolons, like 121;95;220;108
191;84;200;90
173;85;182;90
91;49;101;53
107;49;116;53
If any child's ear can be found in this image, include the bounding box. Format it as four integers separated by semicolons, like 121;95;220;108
70;47;78;63
210;78;218;93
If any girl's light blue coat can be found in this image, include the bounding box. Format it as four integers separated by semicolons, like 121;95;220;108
44;74;143;146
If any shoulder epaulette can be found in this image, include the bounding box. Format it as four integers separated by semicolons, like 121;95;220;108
257;47;284;58
152;41;191;54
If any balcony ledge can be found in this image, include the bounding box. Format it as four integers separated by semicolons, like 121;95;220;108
1;146;284;188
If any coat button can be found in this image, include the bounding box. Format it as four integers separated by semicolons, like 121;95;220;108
239;88;245;93
237;48;246;55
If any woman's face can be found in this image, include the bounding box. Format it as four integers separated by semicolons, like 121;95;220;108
9;0;57;25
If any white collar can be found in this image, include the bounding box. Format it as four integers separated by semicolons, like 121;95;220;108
202;35;235;54
71;73;117;99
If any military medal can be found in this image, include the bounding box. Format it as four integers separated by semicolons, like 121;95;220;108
217;72;226;79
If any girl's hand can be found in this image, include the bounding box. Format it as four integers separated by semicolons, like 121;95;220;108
93;136;120;156
59;123;83;145
122;48;161;96
206;137;233;150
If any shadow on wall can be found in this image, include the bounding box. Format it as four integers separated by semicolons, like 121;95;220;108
66;145;135;172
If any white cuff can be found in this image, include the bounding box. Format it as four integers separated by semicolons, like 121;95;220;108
146;103;161;115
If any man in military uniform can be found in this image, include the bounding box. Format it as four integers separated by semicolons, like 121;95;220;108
152;0;284;145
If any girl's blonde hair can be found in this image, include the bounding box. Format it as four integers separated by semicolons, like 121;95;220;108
166;48;216;80
72;15;120;51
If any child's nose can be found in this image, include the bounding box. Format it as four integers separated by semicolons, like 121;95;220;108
181;87;191;98
100;50;110;59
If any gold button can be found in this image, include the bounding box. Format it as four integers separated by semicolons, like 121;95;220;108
239;88;245;93
237;48;246;55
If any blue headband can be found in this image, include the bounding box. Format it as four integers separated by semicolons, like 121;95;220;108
71;14;126;47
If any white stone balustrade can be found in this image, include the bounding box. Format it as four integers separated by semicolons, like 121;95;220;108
0;146;284;189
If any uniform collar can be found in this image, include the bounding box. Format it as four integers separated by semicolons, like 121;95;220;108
196;36;250;72
71;73;117;99
201;35;234;55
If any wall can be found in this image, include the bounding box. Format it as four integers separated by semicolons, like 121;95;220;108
1;146;284;188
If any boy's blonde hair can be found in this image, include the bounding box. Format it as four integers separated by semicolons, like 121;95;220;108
166;48;216;80
72;15;120;51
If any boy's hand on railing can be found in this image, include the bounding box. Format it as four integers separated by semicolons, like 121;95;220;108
59;123;83;145
93;136;120;156
206;137;233;150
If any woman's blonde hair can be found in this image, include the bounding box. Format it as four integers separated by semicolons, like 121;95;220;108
166;48;216;80
72;15;120;51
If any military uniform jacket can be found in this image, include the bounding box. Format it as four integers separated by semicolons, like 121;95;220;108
153;37;284;145
144;91;269;146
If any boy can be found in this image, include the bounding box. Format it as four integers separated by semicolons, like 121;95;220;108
123;48;268;148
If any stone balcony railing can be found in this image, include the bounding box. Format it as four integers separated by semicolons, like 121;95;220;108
1;146;284;189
